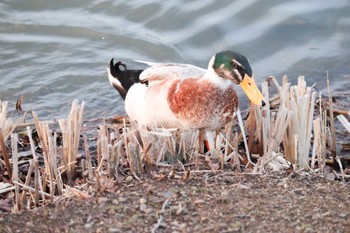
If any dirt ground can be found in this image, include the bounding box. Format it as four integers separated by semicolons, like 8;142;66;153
1;171;349;233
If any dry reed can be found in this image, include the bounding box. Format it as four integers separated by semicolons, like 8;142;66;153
337;114;350;133
58;100;85;185
253;76;329;172
0;75;348;213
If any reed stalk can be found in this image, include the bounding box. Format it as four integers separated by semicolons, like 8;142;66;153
311;92;327;173
58;100;85;185
32;112;55;200
327;72;337;164
25;126;42;206
254;76;319;172
83;135;93;180
0;130;11;178
0;101;20;179
236;108;254;166
0;101;19;141
20;159;34;209
337;114;350;133
11;133;20;213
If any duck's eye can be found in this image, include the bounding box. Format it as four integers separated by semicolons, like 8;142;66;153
231;62;238;69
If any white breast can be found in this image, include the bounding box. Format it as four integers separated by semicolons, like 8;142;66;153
125;82;181;128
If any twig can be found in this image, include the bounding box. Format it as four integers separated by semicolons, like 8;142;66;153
83;135;93;180
326;71;337;165
337;115;350;133
26;126;41;206
64;185;91;199
0;185;15;194
13;181;52;198
15;121;56;128
11;133;20;213
335;156;345;182
33;158;40;206
0;130;12;178
236;108;254;166
20;159;34;207
151;216;163;233
161;197;170;212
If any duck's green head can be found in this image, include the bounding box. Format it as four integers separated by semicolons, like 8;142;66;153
212;50;266;107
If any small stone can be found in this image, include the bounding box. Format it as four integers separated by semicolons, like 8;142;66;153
98;197;109;203
176;208;182;215
108;209;116;215
140;198;147;205
25;222;35;228
326;173;335;181
297;223;313;232
233;183;251;189
118;197;126;203
228;221;242;231
84;222;94;228
140;204;147;212
145;208;153;214
125;176;133;183
193;199;205;205
108;228;121;233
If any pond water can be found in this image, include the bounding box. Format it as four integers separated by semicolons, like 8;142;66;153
1;0;350;120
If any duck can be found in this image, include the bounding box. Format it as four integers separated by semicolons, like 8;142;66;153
107;50;266;133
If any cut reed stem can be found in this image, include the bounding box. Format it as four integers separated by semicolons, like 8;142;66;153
0;130;12;178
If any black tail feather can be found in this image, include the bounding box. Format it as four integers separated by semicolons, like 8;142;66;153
109;58;143;99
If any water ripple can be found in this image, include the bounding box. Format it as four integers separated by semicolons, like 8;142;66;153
0;0;349;119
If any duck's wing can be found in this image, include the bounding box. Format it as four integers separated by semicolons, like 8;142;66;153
135;61;206;84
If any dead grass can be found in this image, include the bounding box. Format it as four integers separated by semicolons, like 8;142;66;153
0;76;349;213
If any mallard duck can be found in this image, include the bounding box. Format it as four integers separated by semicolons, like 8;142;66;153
107;50;265;131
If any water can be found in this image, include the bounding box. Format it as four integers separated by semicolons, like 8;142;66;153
1;0;350;120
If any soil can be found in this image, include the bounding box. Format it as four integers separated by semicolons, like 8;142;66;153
1;171;349;233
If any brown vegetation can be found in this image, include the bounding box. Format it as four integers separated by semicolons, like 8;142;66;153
0;76;349;232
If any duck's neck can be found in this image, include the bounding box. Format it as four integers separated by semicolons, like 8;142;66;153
202;55;232;89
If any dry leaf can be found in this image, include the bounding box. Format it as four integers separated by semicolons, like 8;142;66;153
182;170;190;182
16;95;23;111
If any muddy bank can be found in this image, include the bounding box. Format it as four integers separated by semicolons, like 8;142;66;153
1;171;349;233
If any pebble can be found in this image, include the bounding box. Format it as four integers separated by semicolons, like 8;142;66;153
145;208;153;214
84;222;94;228
140;198;147;205
108;228;121;233
25;222;35;228
193;199;205;204
326;173;335;181
108;209;116;215
125;176;133;183
118;197;127;203
98;197;109;203
176;208;182;215
140;204;147;212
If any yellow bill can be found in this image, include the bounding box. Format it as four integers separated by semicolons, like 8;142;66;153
240;74;266;106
